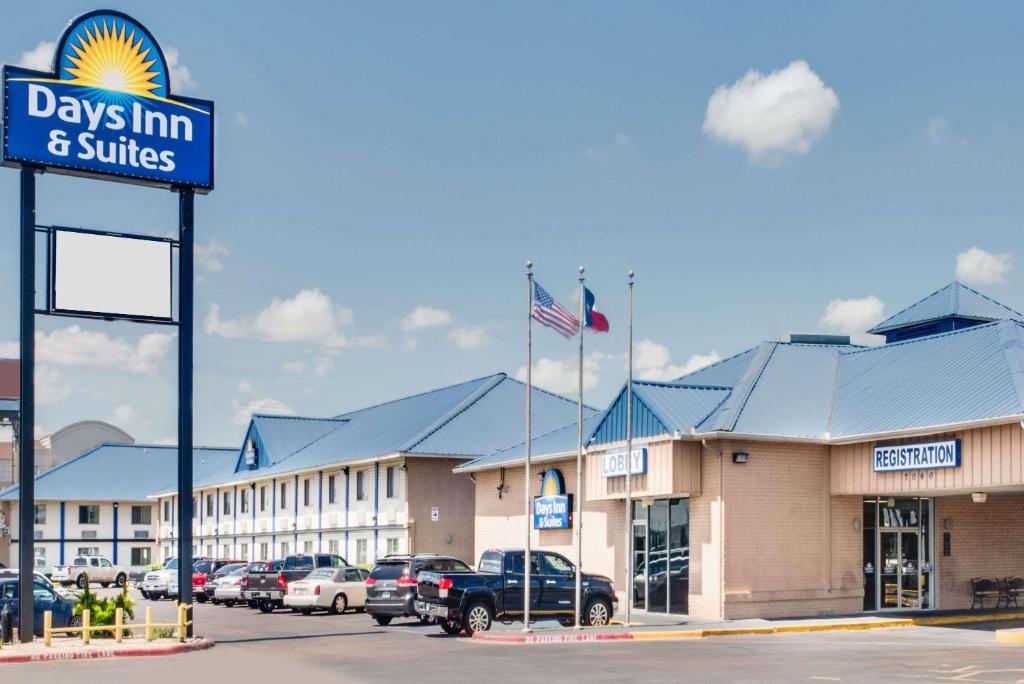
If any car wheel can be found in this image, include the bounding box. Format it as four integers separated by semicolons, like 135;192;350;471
76;575;87;589
329;593;348;615
440;619;462;635
100;582;111;588
69;614;82;628
196;594;208;603
140;590;149;599
558;618;575;627
462;601;493;636
374;615;392;626
300;607;313;615
258;600;274;613
224;600;236;608
419;614;436;625
116;574;127;588
211;598;220;605
248;600;258;609
583;597;612;627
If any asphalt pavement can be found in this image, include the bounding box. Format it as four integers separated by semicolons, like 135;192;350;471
5;588;1023;683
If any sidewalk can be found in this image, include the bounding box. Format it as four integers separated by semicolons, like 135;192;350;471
0;637;214;664
471;608;1024;644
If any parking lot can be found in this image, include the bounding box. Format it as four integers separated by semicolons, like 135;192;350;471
4;587;1023;682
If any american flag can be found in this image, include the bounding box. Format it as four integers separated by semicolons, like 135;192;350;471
532;281;579;338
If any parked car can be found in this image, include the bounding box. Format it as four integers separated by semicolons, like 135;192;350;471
205;563;246;604
195;561;246;603
127;565;150;589
0;576;80;636
366;554;472;626
284;566;370;615
0;568;65;597
416;549;617;635
51;555;128;589
240;560;276;608
245;554;347;613
142;557;209;600
211;567;247;607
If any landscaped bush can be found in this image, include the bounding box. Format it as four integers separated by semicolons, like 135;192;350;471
72;574;135;638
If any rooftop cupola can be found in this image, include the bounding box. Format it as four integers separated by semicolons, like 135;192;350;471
867;282;1024;343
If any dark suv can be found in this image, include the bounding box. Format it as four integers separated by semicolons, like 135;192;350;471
366;554;472;625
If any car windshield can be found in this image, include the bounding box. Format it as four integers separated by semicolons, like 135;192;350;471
73;558;88;566
194;561;215;573
478;552;503;574
284;556;314;570
369;562;408;580
308;568;334;579
245;562;264;572
165;559;178;570
220;564;246;574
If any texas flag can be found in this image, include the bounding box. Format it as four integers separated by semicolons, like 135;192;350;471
583;286;610;333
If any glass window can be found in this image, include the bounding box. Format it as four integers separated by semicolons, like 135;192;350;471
259;543;268;561
369;561;406;580
478;552;504;574
33;547;46;568
510;552;542;575
386;537;400;555
328;539;339;555
223;492;231;515
240;543;249;561
331;555;346;567
356;539;368;565
79;505;99;525
34;504;46;524
285;556;314;570
543;554;574;577
304;479;311;507
132;505;151;525
280;542;290;557
130;547;151;566
260;486;267;512
386;466;396;498
206;494;213;517
100;558;112;568
356;471;366;501
222;544;230;558
280;482;287;509
345;568;361;582
240;489;249;514
77;547;99;557
328;475;336;504
304;541;314;554
309;568;334;579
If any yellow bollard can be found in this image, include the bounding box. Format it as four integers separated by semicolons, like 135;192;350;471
177;603;185;642
44;610;52;647
82;609;91;645
115;607;124;643
145;606;154;642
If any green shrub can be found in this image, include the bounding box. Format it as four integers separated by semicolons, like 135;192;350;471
72;576;135;638
152;626;177;639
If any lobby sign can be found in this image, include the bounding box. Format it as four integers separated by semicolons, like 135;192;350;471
533;469;571;529
2;10;214;191
602;446;647;478
873;439;961;473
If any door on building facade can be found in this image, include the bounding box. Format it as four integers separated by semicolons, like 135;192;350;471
880;530;921;609
632;498;689;614
868;498;933;611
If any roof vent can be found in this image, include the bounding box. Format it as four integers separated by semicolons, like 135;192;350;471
788;334;850;345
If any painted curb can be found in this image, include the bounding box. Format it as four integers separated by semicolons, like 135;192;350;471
472;612;1024;645
0;638;214;664
995;629;1024;645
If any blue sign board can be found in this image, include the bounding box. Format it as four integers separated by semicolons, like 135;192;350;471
533;469;571;530
2;10;214;191
873;439;961;473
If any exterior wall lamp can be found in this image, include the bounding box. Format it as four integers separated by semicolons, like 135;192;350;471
971;492;987;504
731;452;749;464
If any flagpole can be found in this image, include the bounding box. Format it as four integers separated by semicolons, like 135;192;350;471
624;270;635;625
524;260;534;633
574;265;584;629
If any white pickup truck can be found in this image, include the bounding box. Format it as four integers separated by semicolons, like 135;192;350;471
51;555;128;589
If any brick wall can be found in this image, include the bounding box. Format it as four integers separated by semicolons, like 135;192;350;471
688;446;723;619
473;459;626;599
935;493;1024;609
406;457;476;564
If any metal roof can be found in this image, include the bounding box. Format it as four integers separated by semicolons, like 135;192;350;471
673;347;757;386
868;282;1024;334
586;381;731;446
456;412;606;471
0;444;236;502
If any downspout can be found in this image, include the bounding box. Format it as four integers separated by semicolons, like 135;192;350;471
251;483;256;560
293;474;299;550
317;471;323;553
215;487;220;551
344;467;350;560
59;502;65;565
373;463;380;561
112;502;119;565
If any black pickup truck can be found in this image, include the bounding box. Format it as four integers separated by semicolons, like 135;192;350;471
244;554;348;612
416;549;617;635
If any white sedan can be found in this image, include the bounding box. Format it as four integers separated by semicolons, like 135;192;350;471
212;568;245;607
284;566;369;614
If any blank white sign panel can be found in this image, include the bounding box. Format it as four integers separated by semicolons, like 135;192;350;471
54;230;172;319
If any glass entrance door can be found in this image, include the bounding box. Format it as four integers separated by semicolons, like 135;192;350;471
632;519;647;611
632;498;689;614
879;530;921;609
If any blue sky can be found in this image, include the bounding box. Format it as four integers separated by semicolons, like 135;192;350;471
1;2;1022;447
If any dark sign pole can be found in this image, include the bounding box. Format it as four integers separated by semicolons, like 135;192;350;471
17;167;35;643
176;187;195;636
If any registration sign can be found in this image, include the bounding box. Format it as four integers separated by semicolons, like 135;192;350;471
872;439;961;473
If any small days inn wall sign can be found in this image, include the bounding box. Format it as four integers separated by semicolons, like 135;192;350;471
2;10;214;190
872;439;961;473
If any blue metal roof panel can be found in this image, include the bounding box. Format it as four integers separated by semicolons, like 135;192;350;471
458;413;606;470
0;444;236;501
248;415;347;469
728;344;846;438
408;376;595;456
830;320;1024;437
589;381;730;445
868;282;1024;334
673;347;757;387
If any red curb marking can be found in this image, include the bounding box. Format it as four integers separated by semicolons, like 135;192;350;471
0;639;214;664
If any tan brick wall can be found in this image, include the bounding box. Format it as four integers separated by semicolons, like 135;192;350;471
688;446;723;619
935;493;1024;609
406;457;476;564
473;459;626;599
717;440;863;620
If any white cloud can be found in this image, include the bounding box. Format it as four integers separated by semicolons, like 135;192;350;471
195;239;229;273
312;357;335;377
232;397;294;426
515;354;602;395
108;403;138;427
3;326;175;374
16;40;54;71
703;60;839;163
818;295;886;345
956;247;1012;286
164;46;197;93
634;340;720;381
400;306;454;331
205;289;362;351
447;327;489;350
926;116;949;145
36;365;72;406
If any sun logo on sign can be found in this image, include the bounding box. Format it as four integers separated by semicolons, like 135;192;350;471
540;469;565;497
61;17;166;98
